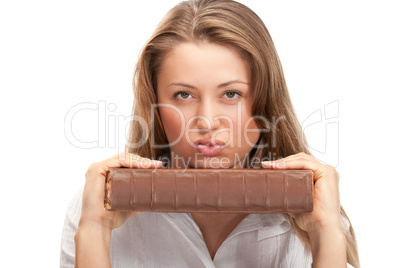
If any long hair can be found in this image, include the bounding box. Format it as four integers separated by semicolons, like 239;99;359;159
126;0;359;266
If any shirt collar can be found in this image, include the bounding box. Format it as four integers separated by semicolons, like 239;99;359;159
162;212;292;243
226;213;291;242
257;213;292;241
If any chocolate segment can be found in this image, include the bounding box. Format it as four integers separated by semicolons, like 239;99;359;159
104;168;313;213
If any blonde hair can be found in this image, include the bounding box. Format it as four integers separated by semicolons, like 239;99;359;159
126;0;359;266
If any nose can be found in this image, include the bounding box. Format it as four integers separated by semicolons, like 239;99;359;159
195;100;221;131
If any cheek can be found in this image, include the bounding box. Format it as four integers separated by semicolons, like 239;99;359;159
241;112;260;146
159;107;185;141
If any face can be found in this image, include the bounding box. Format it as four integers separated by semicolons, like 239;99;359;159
156;42;260;168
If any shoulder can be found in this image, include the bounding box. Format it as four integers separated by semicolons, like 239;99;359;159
61;186;84;234
64;187;83;226
60;187;83;267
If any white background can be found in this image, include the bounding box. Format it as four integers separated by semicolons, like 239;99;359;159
1;0;401;266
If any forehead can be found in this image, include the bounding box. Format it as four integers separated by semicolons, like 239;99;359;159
157;42;251;86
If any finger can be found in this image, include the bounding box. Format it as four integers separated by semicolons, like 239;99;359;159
261;157;321;173
261;152;310;169
281;152;315;162
106;152;163;169
286;212;296;219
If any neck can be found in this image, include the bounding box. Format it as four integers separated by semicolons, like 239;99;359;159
191;213;248;260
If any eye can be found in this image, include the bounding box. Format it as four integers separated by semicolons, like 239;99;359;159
223;90;242;99
173;91;192;100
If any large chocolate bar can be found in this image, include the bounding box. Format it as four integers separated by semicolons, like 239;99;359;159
104;168;313;213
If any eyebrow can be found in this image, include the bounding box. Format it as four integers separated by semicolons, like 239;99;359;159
167;80;250;89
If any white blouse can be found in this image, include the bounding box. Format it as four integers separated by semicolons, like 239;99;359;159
60;188;354;268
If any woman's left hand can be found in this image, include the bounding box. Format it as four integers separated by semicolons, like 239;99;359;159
261;152;342;235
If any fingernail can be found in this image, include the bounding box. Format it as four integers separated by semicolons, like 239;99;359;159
261;161;273;167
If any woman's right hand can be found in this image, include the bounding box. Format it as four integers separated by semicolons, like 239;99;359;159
79;152;163;231
75;152;162;267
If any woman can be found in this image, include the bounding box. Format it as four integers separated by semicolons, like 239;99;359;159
61;0;359;267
